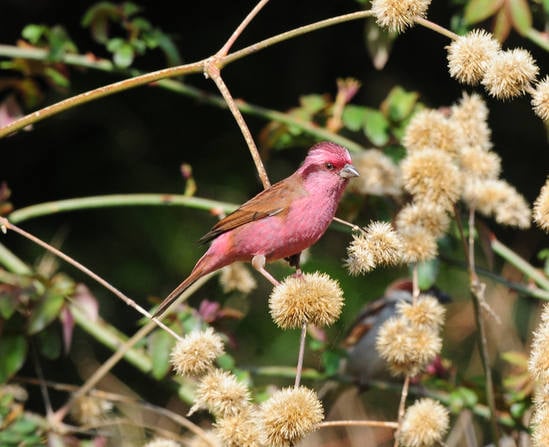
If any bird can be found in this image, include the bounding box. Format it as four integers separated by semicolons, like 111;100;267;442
153;141;359;317
342;279;450;386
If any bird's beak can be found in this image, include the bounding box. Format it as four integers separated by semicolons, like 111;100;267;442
340;163;360;179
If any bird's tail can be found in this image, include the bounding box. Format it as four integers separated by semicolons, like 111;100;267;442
152;251;225;318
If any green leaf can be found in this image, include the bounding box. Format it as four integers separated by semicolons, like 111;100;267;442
493;6;512;42
27;291;65;335
464;0;504;24
363;108;389;146
342;105;367;131
106;37;125;52
149;329;174;379
44;67;70;88
501;350;528;367
131;17;152;32
508;0;532;36
0;294;16;319
299;94;327;115
10;417;38;434
364;17;396;70
381;86;420;122
217;353;236;370
36;325;61;360
113;43;135;67
21;24;47;44
322;350;344;376
0;334;27;383
82;2;119;27
416;259;440;290
122;2;142;17
538;248;549;276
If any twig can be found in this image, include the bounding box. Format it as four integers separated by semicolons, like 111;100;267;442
414;17;458;40
320;420;399;429
0;9;374;138
0;217;183;341
294;322;308;388
393;375;410;447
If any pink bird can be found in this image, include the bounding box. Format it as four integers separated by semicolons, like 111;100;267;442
154;142;359;317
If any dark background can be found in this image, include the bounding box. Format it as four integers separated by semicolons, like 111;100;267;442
0;0;547;411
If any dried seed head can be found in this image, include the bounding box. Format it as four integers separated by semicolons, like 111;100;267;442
446;30;500;85
70;395;113;425
532;405;549;447
364;221;404;266
463;179;531;228
458;145;501;179
259;386;324;447
482;48;539;100
534;177;549;232
401;148;462;211
532;75;549;121
191;369;250;418
351;149;402;196
371;0;431;32
399;227;439;264
170;327;225;377
398;398;449;447
395;202;450;239
451;92;492;150
376;316;442;376
215;407;262;447
403;109;462;157
345;232;376;276
220;262;257;294
529;304;549;381
269;272;344;329
187;431;222;447
397;295;446;330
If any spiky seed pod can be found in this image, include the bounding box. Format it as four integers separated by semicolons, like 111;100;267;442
259;386;324;447
401;148;462;211
451;92;492;149
269;272;344;329
370;0;431;32
403;109;462;157
397;295;446;330
533;177;549;233
446;30;500;85
398;398;449;447
532;75;549;121
463;178;531;229
363;221;404;266
191;369;250;418
219;262;257;293
214;408;262;447
528;303;549;382
350;149;402;196
398;227;439;264
70;395;113;425
376;316;442;376
170;328;225;377
186;430;222;447
482;48;539;100
395;202;450;239
345;232;376;275
458;145;501;179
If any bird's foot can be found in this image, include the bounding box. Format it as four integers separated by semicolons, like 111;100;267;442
252;255;280;287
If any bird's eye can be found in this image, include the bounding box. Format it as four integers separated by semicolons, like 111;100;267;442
325;162;335;170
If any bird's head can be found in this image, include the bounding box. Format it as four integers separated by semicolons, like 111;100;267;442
298;142;359;182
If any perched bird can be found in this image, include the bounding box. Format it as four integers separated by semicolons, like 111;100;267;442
154;142;359;317
343;279;450;386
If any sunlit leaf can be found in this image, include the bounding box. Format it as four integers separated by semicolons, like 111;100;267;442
464;0;504;24
149;329;174;379
131;17;152;32
363;108;389;146
21;24;47;44
122;2;142;17
44;67;70;88
113;43;135;67
364;17;396;70
501;350;528;367
0;334;27;383
493;6;512;42
322;349;344;376
217;353;236;370
82;2;120;43
508;0;532;36
27;291;64;335
381;86;420;122
342;104;367;131
299;94;328;115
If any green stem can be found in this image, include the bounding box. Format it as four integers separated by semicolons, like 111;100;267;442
8;194;238;224
491;237;549;291
0;10;373;139
525;28;549;53
0;242;32;274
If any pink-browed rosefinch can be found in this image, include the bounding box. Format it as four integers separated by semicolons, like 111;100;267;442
154;141;359;317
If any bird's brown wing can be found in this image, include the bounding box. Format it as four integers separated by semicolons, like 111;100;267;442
341;296;388;347
199;176;306;244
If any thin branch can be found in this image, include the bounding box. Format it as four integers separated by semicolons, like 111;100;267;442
217;0;271;57
205;61;271;188
0;217;182;341
0;9;374;138
320;420;399;429
294;322;308;388
414;17;458;40
8;194;238;224
393;375;410;447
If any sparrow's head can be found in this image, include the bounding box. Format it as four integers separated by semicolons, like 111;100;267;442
299;142;359;181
